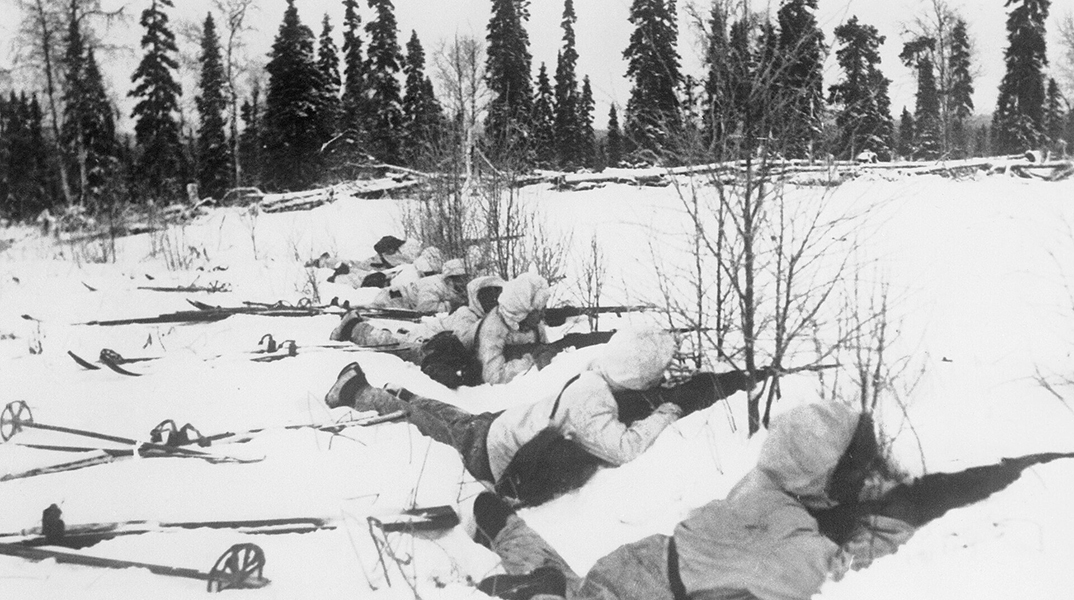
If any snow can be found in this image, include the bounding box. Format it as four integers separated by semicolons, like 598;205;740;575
1;170;1073;598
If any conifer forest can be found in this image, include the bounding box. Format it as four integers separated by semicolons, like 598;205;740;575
0;0;1072;221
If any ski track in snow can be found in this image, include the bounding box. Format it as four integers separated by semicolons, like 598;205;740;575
1;172;1073;598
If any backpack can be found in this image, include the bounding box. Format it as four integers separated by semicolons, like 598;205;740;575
494;375;608;506
419;331;483;389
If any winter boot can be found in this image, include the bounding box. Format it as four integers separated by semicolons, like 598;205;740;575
326;262;351;283
42;504;65;543
329;311;364;342
477;566;567;600
324;362;371;409
472;491;515;549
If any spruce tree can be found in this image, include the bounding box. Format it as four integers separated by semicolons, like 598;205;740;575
775;0;826;159
0;95;11;215
195;13;230;201
531;63;556;167
872;69;895;160
680;75;700;145
914;56;942;159
25;94;54;214
1;93;52;218
402;30;444;165
727;17;757;146
1067;109;1074;155
62;8;116;206
318;14;342;140
607;103;622;167
976;123;991;157
829;16;892;160
757;19;781;104
578;75;596;168
554;0;580;168
993;0;1050;153
897;107;915;158
129;0;183;201
485;0;534;159
340;0;367;138
624;0;681;157
365;0;404;164
263;0;325;191
702;3;730;154
901;37;941;159
948;19;974;158
238;82;262;188
1044;78;1066;145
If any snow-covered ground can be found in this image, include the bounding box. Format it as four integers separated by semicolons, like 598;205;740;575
1;169;1073;599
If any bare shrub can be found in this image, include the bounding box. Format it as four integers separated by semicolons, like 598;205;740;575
1035;216;1074;412
569;235;608;331
648;2;907;434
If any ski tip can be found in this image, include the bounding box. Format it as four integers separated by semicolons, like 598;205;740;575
99;356;142;377
67;351;102;370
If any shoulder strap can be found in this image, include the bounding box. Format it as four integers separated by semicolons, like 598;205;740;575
472;312;489;355
549;374;581;420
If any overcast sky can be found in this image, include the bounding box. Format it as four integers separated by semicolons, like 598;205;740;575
1;0;1073;132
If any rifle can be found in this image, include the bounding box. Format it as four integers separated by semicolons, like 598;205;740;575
812;451;1074;545
543;305;654;327
78;299;428;327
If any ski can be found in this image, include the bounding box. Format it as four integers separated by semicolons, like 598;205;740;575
199;409;408;447
79;310;234;326
2;503;457;551
1;452;118;482
1;401;262;464
69;338;404;373
98;350;143;376
67;350;101;370
1;408;404;482
67;349;155;375
373;505;460;533
192;298;429;322
1;515;336;549
0;540;269;592
138;283;230;293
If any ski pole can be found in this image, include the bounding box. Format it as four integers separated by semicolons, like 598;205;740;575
1;401;225;459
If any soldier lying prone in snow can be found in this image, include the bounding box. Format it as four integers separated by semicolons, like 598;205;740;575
324;326;760;506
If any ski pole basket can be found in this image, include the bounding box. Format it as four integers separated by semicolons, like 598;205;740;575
0;400;32;442
207;543;269;592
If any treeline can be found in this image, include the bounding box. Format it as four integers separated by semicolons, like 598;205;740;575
2;0;1073;221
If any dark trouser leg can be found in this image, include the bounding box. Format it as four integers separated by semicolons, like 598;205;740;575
488;515;676;600
355;387;498;483
574;534;675;600
490;516;674;600
392;343;422;365
492;514;581;590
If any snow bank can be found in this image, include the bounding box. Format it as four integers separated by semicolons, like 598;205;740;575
1;172;1073;598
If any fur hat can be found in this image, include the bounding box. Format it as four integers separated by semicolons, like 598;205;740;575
442;259;466;277
757;401;861;509
467;275;505;316
373;235;406;255
595;326;677;390
498;272;550;330
413;247;444;274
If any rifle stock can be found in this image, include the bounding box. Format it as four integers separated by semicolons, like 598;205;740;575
502;331;616;362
